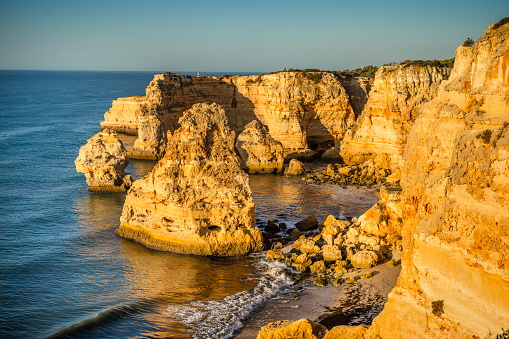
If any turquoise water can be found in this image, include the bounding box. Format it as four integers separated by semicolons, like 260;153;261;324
0;71;378;338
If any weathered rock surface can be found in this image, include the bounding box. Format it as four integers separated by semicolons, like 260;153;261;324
75;129;132;192
350;250;379;269
368;19;509;338
100;72;373;159
357;180;403;245
323;325;367;339
256;318;327;339
303;160;391;187
235;120;284;173
131;114;167;160
340;63;451;170
115;103;264;256
286;159;306;175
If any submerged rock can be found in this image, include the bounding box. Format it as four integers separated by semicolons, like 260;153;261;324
235;120;284;174
75;129;132;192
115;103;263;256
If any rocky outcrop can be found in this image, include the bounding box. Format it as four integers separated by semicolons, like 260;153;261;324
75;129;132;192
100;72;373;159
340;64;451;170
368;19;509;338
131;114;167;160
235;120;284;174
302;160;391;187
357;180;403;245
285;159;306;175
115;103;264;256
257;318;327;339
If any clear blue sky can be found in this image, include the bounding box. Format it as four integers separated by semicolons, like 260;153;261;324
0;0;507;72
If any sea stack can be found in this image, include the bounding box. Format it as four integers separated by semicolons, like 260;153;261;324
75;129;132;192
235;120;284;174
115;103;264;256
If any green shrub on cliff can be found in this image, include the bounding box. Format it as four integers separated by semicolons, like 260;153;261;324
492;17;509;30
463;38;475;46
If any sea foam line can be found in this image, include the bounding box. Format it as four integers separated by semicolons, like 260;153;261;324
163;258;293;339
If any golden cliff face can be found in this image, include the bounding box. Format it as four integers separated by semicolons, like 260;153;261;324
115;103;264;256
340;64;451;170
368;20;509;338
100;72;371;159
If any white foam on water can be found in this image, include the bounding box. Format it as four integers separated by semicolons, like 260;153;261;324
163;258;293;339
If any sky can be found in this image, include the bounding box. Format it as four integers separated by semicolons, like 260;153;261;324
0;0;508;73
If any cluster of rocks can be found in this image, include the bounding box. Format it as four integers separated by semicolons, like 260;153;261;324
302;160;391;187
266;214;398;287
257;318;367;339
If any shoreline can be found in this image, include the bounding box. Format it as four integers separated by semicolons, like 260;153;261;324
235;247;402;338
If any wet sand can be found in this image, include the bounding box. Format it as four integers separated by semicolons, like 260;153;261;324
235;250;402;338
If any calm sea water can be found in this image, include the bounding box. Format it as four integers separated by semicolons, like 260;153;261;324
0;71;378;338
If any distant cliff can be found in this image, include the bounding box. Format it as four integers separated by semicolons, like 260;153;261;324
367;19;509;338
100;72;373;159
340;64;451;170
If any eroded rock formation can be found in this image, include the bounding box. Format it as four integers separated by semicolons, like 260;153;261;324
368;19;509;338
75;129;131;192
100;72;373;159
235;120;284;174
115;103;264;256
340;64;451;170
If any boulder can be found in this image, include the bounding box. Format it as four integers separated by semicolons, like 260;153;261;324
350;250;379;269
285;159;306;175
75;129;131;192
267;249;285;262
321;244;342;261
293;237;319;254
295;215;319;232
257;318;327;339
235;120;285;174
115;103;263;256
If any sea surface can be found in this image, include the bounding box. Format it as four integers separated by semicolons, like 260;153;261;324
0;70;379;338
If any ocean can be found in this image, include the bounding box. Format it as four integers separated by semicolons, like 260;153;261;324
0;70;379;338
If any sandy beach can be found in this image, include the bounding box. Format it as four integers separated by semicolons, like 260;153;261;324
235;249;402;338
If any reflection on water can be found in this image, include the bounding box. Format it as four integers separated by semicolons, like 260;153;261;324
249;174;379;223
61;161;379;338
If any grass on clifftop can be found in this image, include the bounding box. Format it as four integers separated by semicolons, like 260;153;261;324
267;58;453;79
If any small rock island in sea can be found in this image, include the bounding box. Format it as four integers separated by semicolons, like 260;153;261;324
75;17;509;339
115;103;264;256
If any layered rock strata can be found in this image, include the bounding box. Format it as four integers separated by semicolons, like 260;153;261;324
115;103;264;256
340;63;451;170
368;19;509;338
235;120;284;174
75;129;132;192
100;72;373;159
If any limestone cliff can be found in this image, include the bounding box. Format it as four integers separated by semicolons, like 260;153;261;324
75;129;132;192
340;64;451;170
235;120;284;174
115;103;264;256
100;72;372;159
368;19;509;338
